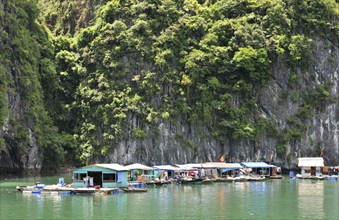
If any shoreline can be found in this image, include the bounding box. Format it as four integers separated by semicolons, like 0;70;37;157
0;166;75;181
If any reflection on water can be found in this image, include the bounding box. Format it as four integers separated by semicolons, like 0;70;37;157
297;181;324;219
1;177;338;220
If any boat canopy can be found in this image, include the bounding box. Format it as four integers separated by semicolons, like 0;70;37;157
241;162;276;168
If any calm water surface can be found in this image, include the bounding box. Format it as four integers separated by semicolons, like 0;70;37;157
0;175;338;219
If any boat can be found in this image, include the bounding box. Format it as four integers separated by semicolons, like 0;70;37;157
152;179;173;186
246;175;267;181
201;178;214;184
295;174;325;180
213;177;228;182
16;185;36;191
185;177;214;184
222;176;248;182
178;177;203;184
122;187;148;193
269;175;284;179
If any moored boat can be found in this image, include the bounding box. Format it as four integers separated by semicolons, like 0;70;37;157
201;178;214;184
123;187;148;193
179;177;202;184
245;175;267;181
269;175;284;179
152;179;173;186
295;174;325;180
224;176;248;182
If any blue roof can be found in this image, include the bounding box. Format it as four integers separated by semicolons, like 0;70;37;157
241;162;276;168
220;168;241;172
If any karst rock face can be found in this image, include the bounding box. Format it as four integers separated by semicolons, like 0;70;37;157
0;43;43;174
0;0;338;175
105;38;339;169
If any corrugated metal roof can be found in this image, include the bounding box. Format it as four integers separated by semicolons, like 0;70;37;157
298;157;324;167
92;163;128;171
125;163;154;170
241;162;276;168
153;165;179;170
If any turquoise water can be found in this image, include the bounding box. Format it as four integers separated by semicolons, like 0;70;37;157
0;175;338;219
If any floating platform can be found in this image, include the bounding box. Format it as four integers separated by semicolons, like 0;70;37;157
295;175;325;180
295;175;339;181
16;185;121;195
325;176;339;181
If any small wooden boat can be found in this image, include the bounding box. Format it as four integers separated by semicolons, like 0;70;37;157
213;177;228;182
178;177;193;184
246;176;266;181
179;177;204;184
123;187;148;193
295;175;325;180
269;175;284;179
201;179;214;184
152;180;172;186
16;185;35;191
224;176;248;182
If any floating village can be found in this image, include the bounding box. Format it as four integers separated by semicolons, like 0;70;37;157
16;157;339;195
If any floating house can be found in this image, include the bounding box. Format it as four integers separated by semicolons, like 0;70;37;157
152;165;178;179
185;163;219;178
205;162;242;177
72;164;128;188
125;163;153;182
298;157;324;177
174;164;198;179
240;162;276;176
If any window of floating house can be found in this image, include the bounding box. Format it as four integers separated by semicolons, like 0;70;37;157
103;173;116;182
74;173;87;181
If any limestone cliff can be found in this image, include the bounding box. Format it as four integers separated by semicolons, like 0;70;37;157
0;0;64;175
0;0;338;175
104;38;338;168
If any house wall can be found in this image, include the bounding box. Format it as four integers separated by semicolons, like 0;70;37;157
103;171;128;188
72;166;128;188
129;169;145;181
301;168;310;176
301;166;322;176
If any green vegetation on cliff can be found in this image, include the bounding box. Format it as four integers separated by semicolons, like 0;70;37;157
0;0;76;170
0;0;338;169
